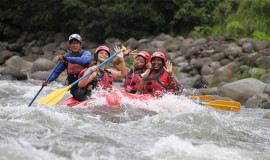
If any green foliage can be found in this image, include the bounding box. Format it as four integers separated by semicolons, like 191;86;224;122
225;21;248;39
233;66;266;81
233;67;250;81
1;0;270;43
252;31;270;42
125;58;134;68
206;83;218;88
173;70;182;78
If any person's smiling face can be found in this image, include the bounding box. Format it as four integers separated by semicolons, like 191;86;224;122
151;57;163;70
97;50;109;62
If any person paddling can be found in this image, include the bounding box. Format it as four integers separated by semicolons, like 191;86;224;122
112;50;151;93
136;52;181;98
77;46;127;101
42;34;91;101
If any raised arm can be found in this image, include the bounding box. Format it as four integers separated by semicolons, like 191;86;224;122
164;61;181;91
109;46;128;79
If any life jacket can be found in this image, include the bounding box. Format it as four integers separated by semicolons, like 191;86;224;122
65;50;89;84
143;68;171;97
124;68;148;93
78;67;113;91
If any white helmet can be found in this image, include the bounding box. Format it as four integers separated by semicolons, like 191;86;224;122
69;34;82;43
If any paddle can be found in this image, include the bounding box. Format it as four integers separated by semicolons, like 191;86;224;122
194;100;241;112
188;95;213;101
27;62;61;107
37;46;127;106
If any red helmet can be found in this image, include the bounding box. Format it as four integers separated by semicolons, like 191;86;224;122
151;52;166;63
95;46;111;56
137;51;151;62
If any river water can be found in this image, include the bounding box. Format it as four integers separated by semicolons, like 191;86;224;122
0;79;270;160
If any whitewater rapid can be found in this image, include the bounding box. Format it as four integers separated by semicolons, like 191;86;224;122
0;79;269;160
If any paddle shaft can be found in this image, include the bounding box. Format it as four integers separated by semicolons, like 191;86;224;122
71;48;125;87
27;62;61;107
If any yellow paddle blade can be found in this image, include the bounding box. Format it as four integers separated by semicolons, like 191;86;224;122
202;100;241;112
121;46;126;51
37;85;72;105
188;95;213;101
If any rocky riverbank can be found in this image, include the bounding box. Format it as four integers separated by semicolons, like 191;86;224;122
1;31;270;118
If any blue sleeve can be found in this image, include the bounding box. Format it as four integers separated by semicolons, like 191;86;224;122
66;51;91;65
48;62;65;82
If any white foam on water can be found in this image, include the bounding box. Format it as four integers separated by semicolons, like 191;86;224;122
118;92;205;114
0;141;66;160
147;135;263;160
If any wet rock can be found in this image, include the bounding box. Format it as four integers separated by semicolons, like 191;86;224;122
218;78;266;104
0;66;27;80
5;56;33;73
179;76;202;88
31;58;56;72
197;88;218;95
245;93;270;108
263;112;270;119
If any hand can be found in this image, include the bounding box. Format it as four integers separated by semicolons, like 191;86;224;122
42;81;49;87
124;49;138;57
164;61;173;76
58;55;67;62
114;46;124;60
90;66;98;72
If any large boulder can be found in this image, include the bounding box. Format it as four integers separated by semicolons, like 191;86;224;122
0;66;27;80
218;78;267;104
5;56;33;73
245;93;270;108
31;58;56;72
213;62;239;83
0;50;14;65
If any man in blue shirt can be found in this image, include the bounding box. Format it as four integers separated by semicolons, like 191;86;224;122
42;34;91;101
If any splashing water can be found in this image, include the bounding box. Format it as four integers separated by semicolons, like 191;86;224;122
0;80;270;160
